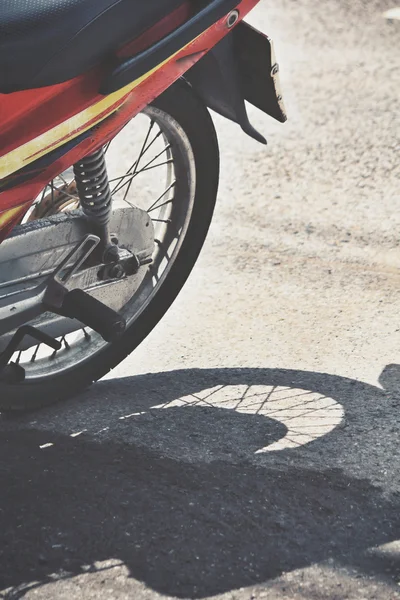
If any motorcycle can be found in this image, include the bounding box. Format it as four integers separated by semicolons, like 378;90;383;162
0;0;286;410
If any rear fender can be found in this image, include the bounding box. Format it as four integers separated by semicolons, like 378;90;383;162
185;21;287;144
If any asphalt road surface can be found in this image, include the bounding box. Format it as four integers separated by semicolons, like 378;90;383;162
1;0;400;598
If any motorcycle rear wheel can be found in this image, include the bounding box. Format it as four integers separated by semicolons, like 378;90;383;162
0;80;219;411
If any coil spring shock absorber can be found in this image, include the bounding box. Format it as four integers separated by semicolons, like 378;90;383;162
73;148;118;262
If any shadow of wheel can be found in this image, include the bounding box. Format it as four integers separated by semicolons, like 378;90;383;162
0;366;399;598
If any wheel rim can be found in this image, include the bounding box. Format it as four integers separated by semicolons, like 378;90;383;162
5;105;196;381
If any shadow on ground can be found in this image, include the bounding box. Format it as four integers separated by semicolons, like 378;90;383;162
0;367;399;598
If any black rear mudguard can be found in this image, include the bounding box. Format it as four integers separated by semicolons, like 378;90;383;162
185;22;287;144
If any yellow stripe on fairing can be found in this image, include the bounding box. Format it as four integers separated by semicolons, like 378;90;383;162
0;82;133;181
0;205;25;228
0;52;178;181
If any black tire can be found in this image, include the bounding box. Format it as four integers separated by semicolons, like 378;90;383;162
0;80;219;411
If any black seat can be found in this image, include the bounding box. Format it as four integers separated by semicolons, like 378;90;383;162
0;0;184;94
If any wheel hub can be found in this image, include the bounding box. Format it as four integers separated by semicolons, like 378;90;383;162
0;206;154;353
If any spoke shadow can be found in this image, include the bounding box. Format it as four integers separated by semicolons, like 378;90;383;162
0;367;399;598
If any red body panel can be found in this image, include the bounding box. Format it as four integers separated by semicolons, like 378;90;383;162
0;0;260;241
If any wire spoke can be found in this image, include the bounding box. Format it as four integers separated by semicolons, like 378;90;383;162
138;159;173;174
57;173;70;187
50;181;55;207
52;185;79;203
110;146;172;198
123;164;137;203
40;185;48;203
31;183;48;210
110;176;138;199
146;181;176;213
147;198;174;214
138;144;172;174
155;238;172;262
61;335;70;350
149;264;160;283
133;120;158;174
110;138;170;198
30;345;40;363
130;126;165;177
110;120;157;195
103;141;112;155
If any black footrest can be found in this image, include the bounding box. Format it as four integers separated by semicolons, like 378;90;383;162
61;289;126;343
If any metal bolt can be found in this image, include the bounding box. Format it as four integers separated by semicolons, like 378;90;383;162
271;63;279;76
226;10;239;28
103;244;120;264
109;264;125;279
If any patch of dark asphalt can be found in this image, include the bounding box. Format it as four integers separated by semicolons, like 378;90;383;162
0;367;399;598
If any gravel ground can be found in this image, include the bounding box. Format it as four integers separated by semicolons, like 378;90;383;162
1;0;400;598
